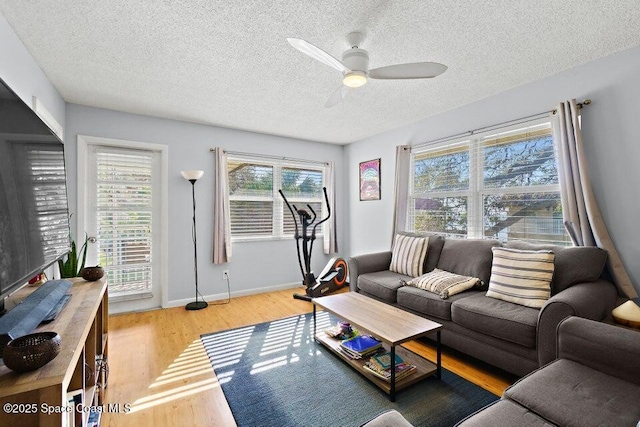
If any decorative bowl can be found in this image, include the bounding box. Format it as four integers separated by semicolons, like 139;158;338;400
81;265;104;281
3;332;61;372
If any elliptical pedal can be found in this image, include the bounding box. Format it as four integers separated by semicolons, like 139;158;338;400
293;293;313;302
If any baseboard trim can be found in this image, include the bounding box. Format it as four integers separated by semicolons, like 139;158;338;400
164;282;301;308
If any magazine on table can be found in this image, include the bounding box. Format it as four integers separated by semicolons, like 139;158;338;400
363;360;417;382
339;335;382;358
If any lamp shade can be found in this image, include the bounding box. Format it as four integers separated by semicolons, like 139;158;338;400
181;170;204;181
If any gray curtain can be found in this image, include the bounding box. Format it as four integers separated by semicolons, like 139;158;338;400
212;147;231;264
323;161;338;254
552;100;637;298
391;145;411;243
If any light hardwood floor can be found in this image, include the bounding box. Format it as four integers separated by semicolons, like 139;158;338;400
102;287;516;427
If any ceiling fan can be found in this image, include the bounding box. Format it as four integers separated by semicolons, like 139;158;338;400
287;32;447;108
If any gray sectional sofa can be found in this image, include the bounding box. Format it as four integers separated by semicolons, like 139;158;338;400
348;233;619;376
363;317;640;427
456;316;640;427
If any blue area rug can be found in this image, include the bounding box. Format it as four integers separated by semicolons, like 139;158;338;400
202;312;498;427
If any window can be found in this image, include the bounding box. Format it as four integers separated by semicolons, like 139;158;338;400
227;155;326;240
25;145;71;261
408;119;569;245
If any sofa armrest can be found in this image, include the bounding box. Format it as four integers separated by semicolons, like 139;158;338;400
537;280;617;366
558;316;640;385
348;252;392;292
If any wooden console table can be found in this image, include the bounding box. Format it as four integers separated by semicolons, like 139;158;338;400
0;277;108;427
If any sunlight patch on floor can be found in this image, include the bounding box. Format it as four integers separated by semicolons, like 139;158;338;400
128;337;229;410
203;313;332;383
129;378;220;413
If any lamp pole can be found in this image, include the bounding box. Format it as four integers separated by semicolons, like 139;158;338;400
182;170;208;310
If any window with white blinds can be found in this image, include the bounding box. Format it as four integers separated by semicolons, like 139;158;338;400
409;119;570;245
26;146;71;261
227;156;326;240
95;148;154;297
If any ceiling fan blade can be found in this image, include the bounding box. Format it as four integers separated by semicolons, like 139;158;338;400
368;62;447;79
324;85;351;108
287;38;350;74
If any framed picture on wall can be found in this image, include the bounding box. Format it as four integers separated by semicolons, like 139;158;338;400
359;158;381;201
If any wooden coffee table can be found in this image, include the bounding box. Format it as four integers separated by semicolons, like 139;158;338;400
312;292;442;401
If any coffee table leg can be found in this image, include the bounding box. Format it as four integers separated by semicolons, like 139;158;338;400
437;330;442;380
313;304;317;340
390;345;396;402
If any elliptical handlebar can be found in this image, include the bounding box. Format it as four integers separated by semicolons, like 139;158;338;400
279;189;305;280
312;187;331;236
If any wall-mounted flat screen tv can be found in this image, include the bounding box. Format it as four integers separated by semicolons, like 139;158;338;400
0;77;71;307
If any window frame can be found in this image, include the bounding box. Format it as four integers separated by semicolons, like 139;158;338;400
226;154;328;242
408;117;568;244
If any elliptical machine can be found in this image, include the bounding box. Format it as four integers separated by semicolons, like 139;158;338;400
278;187;348;301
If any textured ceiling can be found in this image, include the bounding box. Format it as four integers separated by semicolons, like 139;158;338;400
1;1;640;144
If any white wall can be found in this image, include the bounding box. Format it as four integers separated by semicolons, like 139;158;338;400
65;104;348;305
0;13;65;136
346;45;640;295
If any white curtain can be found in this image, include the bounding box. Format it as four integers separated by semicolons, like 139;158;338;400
391;145;411;243
212;147;231;264
323;161;338;254
552;100;637;298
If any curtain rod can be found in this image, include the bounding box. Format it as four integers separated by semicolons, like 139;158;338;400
209;148;329;166
412;99;591;150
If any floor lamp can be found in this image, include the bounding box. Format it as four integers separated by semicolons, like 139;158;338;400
181;170;208;310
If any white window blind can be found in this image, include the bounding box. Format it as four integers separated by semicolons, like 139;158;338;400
409;119;569;245
95;147;154;297
27;146;71;261
227;156;326;240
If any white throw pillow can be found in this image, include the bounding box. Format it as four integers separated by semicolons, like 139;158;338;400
389;234;428;277
406;268;480;299
485;247;555;309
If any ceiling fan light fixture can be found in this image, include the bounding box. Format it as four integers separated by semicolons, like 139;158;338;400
342;71;367;88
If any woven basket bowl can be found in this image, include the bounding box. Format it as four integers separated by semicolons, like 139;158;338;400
81;266;104;281
3;332;61;372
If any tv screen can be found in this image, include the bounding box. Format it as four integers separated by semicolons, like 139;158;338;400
0;78;71;303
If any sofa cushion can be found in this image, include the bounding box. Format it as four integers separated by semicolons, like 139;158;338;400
406;268;480;299
451;293;538;348
505;359;640;427
437;239;502;288
390;234;428;277
357;271;409;303
504;241;607;293
456;400;557;427
397;286;483;321
485;247;554;309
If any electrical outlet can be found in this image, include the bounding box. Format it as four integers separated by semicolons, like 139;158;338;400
223;270;229;280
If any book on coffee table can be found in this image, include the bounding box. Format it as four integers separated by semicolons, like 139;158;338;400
339;335;382;359
363;361;417;382
324;324;358;340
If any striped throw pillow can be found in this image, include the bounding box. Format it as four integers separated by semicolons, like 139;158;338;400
486;247;555;309
390;234;428;277
406;268;480;299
